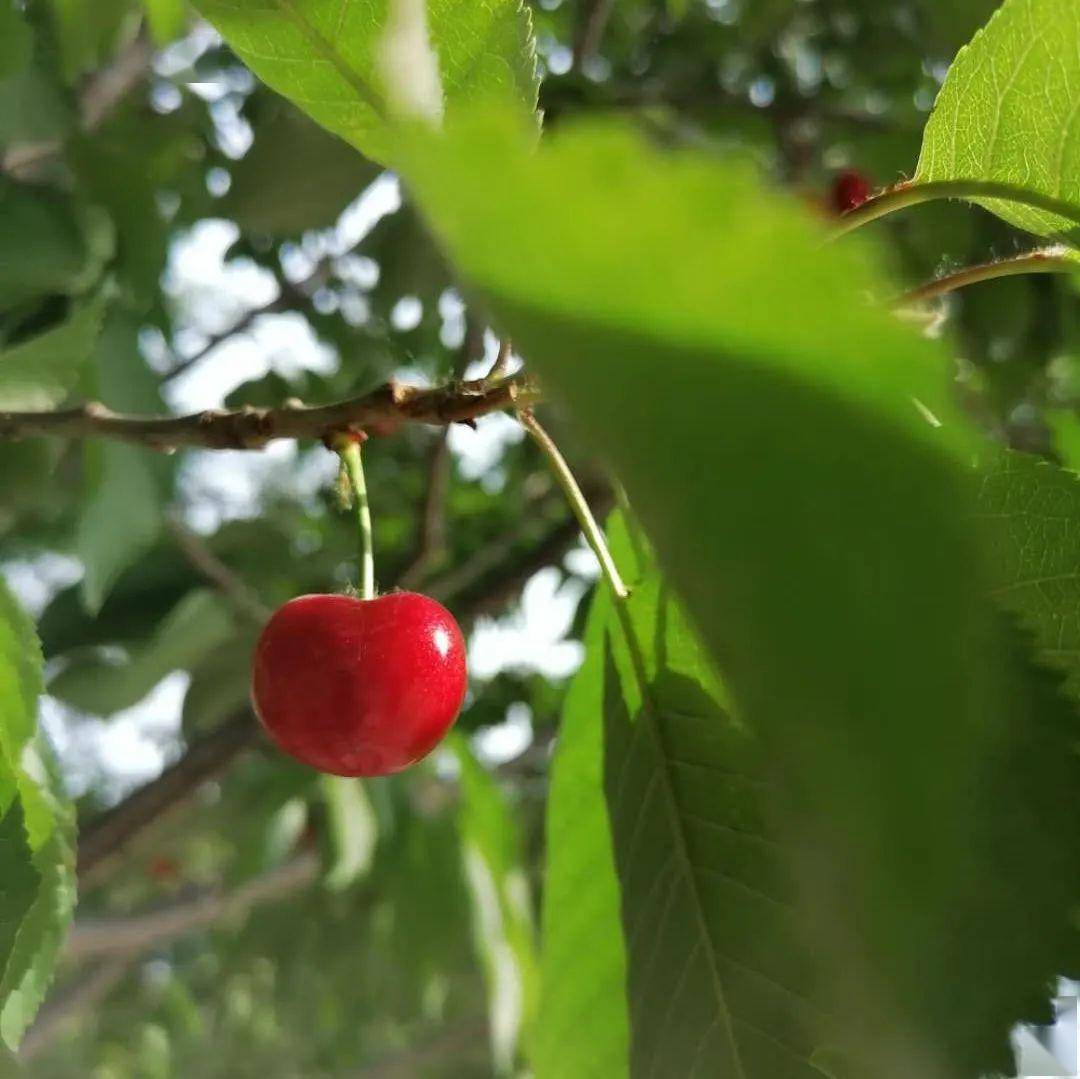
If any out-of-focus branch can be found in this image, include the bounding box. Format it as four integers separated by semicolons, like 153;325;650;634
2;32;154;178
19;959;132;1060
76;712;259;884
69;850;320;962
396;433;452;591
165;517;272;625
396;319;486;591
0;374;538;450
573;0;615;68
159;296;292;386
20;854;319;1059
357;1018;489;1078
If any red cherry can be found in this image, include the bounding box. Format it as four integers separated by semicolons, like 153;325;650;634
830;168;873;215
251;592;467;776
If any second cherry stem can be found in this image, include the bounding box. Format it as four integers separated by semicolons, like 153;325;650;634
517;408;629;603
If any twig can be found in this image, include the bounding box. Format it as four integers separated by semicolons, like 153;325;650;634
573;0;615;68
19;959;132;1060
484;338;514;382
396;433;452;591
897;247;1077;306
2;32;154;178
0;373;538;451
356;1018;489;1077
165;517;272;625
829;178;1080;240
69;850;320;961
396;318;486;589
76;712;259;884
160;297;291;385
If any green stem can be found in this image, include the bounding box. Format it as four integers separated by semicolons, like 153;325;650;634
517;409;629;601
829;179;1080;240
898;247;1077;306
336;439;375;599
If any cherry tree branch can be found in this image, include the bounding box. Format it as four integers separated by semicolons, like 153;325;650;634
165;517;272;624
76;712;260;884
0;374;538;451
69;850;321;961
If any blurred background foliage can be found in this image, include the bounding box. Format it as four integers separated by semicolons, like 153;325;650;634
2;0;1077;1074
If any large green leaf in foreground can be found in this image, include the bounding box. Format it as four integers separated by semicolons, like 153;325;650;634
535;580;628;1079
191;0;538;166
402;114;1080;1076
977;450;1080;694
916;0;1080;242
0;579;76;1050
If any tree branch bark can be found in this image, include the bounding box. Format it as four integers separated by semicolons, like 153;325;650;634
0;374;538;451
76;712;260;884
69;850;321;962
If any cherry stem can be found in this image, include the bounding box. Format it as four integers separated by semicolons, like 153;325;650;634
896;247;1076;306
828;178;1080;240
517;408;629;601
335;439;375;600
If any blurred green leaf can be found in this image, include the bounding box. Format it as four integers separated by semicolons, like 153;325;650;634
141;0;187;44
535;565;628;1079
0;299;103;410
190;0;539;165
401;112;1080;1076
223;103;381;237
181;634;258;732
76;313;170;613
0;578;76;1050
0;181;110;310
916;0;1080;241
319;775;377;891
0;53;72;147
0;2;32;79
77;441;164;614
976;449;1080;695
1049;409;1080;471
453;737;537;1075
49;588;235;715
45;0;140;83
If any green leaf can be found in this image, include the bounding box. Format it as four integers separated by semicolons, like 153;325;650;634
915;0;1080;242
319;775;377;891
0;180;110;310
0;61;71;149
49;588;235;715
223;102;381;236
44;0;141;83
77;442;164;614
534;579;628;1079
76;312;169;613
400;113;1080;1075
190;0;538;166
452;736;537;1075
0;578;76;1050
1047;409;1080;472
0;300;103;410
140;0;187;43
0;2;32;80
976;449;1080;696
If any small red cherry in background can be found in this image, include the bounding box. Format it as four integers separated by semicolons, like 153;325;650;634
830;168;873;215
251;592;467;777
